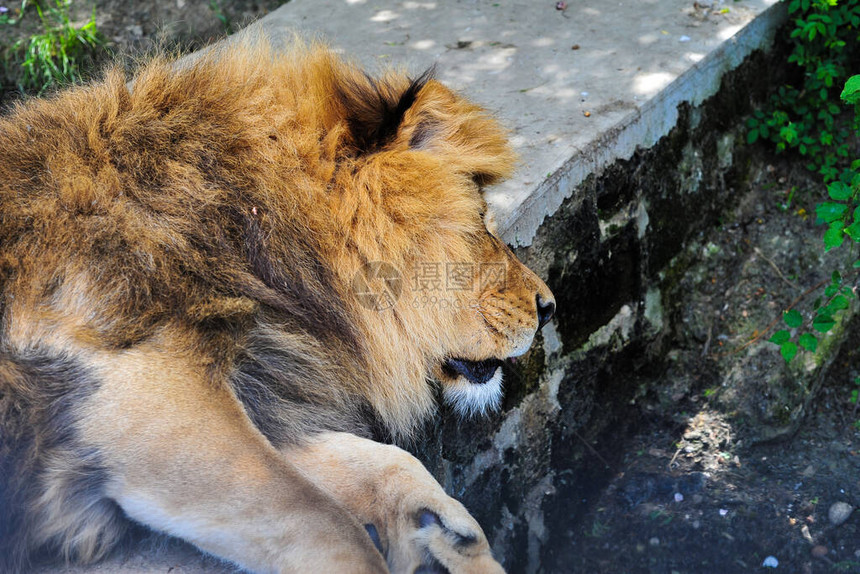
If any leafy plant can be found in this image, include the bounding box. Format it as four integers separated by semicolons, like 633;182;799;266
769;269;854;362
3;1;104;95
22;1;101;92
746;0;860;182
768;75;860;426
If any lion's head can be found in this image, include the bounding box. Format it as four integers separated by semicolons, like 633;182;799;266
300;49;556;434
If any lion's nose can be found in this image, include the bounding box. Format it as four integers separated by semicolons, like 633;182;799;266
536;294;555;330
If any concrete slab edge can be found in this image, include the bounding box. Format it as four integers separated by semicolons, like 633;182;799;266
501;1;789;248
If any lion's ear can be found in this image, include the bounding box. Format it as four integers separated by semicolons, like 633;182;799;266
401;81;517;186
336;67;515;185
338;68;435;154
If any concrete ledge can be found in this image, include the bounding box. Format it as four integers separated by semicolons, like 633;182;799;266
252;0;786;246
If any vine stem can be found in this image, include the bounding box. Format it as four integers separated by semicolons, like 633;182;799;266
715;277;831;358
720;263;860;358
570;426;613;470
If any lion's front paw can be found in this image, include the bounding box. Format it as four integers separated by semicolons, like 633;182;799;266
413;509;502;574
284;433;504;574
381;501;504;574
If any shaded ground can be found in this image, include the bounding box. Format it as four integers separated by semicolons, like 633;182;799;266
558;159;860;573
0;0;287;102
562;391;860;573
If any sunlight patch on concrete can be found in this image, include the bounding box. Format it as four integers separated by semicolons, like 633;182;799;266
634;72;675;97
370;9;398;22
411;39;435;50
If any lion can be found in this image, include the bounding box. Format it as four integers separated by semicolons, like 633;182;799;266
0;37;555;574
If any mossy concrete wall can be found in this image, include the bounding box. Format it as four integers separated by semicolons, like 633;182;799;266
414;39;805;572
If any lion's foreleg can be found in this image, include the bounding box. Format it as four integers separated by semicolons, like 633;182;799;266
283;432;505;574
78;346;387;574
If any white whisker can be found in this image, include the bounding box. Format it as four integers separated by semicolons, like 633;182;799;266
442;367;503;417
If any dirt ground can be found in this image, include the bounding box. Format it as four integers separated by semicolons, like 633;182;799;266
560;393;860;573
86;0;287;53
3;2;860;573
0;0;287;101
556;158;860;573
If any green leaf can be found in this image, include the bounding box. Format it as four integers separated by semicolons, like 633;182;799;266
784;309;804;328
845;219;860;242
824;223;845;250
799;333;818;352
780;341;798;362
827;181;853;200
817;202;848;223
832;270;843;285
813;313;836;333
770;329;791;345
830;294;850;311
840;75;860;104
747;129;759;145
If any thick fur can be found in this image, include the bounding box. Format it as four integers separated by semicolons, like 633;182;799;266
0;38;554;573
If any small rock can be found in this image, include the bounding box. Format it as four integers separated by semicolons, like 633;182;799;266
649;537;660;546
762;555;779;568
674;492;684;502
719;508;729;516
811;545;828;558
828;502;854;526
679;35;692;42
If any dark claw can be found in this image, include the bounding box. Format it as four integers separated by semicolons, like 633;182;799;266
417;509;478;548
417;509;442;529
415;557;450;574
364;523;384;555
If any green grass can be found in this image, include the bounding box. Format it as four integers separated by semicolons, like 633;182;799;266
2;1;104;95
